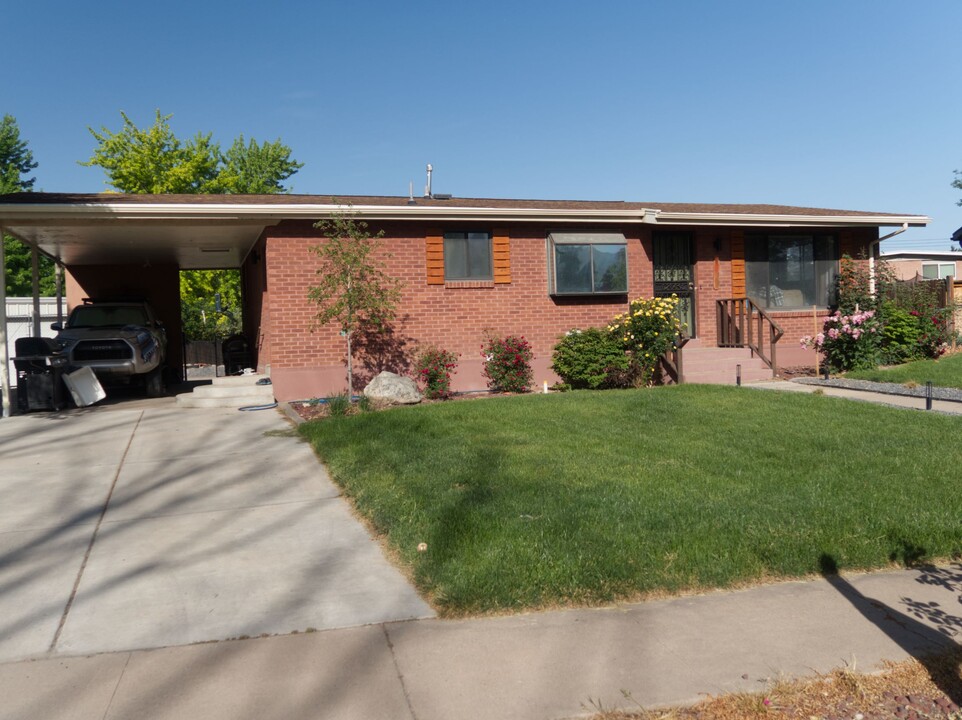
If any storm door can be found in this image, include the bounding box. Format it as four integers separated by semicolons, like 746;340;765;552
652;232;695;337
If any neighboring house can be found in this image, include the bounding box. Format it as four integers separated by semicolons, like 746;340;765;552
0;194;929;401
881;251;962;281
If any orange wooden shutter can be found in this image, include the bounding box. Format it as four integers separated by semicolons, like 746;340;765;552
426;230;444;285
730;229;746;298
492;233;511;283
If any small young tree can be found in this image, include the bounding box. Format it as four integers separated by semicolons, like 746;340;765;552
308;211;403;395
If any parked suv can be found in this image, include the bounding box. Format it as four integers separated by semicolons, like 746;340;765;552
53;299;168;397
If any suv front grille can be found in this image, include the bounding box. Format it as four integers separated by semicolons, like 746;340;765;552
73;340;132;361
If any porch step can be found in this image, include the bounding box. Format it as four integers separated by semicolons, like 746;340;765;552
175;373;275;408
680;347;775;386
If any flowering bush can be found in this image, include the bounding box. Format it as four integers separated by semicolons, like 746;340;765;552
802;309;881;372
414;346;459;399
608;296;684;385
551;328;634;389
482;334;534;393
913;308;953;359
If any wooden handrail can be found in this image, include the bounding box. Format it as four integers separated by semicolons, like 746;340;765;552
715;299;784;376
659;335;690;384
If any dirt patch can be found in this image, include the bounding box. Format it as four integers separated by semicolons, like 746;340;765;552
595;651;962;720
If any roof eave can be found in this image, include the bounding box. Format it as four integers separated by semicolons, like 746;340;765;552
652;212;930;228
0;202;929;228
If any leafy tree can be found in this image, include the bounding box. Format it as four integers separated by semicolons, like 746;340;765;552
81;110;221;194
1;114;37;193
217;135;303;194
180;270;242;341
82;110;302;195
1;114;56;296
308;211;403;395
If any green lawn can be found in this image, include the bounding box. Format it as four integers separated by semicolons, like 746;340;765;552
844;351;962;389
298;386;962;615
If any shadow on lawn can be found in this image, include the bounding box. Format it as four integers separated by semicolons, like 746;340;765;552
819;552;962;705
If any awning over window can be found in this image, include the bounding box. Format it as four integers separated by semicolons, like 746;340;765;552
548;232;626;245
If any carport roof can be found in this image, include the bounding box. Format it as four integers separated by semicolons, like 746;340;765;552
0;192;930;269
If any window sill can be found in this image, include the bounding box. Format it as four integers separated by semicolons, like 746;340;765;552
445;280;495;289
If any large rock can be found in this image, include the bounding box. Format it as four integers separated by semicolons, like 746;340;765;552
363;371;422;405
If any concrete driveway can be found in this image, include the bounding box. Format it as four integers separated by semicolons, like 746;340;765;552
0;401;433;663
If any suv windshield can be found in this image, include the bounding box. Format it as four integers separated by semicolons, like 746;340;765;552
67;306;149;328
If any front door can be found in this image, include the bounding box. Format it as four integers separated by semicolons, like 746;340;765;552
652;232;695;337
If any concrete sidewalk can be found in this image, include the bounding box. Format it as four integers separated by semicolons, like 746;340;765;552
1;563;960;719
750;378;962;414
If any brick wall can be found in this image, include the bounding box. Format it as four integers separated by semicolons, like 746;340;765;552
257;220;878;400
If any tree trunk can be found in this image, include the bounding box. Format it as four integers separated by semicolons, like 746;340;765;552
346;332;353;397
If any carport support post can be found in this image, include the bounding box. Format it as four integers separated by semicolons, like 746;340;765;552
31;242;41;337
0;228;11;418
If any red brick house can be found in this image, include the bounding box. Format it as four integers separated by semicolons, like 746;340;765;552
0;193;929;402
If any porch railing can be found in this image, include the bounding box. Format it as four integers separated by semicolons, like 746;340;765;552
659;335;690;385
716;298;784;376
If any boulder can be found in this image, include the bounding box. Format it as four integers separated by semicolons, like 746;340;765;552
363;371;422;405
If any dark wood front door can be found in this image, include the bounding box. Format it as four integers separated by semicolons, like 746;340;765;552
653;232;695;337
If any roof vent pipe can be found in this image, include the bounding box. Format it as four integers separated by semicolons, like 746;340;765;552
424;164;433;198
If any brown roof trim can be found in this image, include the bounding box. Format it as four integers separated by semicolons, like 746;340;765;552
0;192;926;220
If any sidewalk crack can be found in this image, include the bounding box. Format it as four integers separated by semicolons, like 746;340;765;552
48;411;144;653
382;623;419;720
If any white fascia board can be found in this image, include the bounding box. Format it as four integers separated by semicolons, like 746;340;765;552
651;212;930;228
0;202;930;228
0;202;656;224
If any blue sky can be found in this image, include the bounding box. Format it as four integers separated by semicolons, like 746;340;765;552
4;1;961;250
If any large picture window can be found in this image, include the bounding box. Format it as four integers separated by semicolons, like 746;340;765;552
745;234;837;309
444;232;492;281
548;232;628;295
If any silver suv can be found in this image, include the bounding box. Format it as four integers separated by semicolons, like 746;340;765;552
53;299;168;397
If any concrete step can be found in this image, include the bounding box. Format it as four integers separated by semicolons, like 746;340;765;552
189;383;274;399
678;345;773;385
211;373;271;387
175;373;275;408
175;392;276;409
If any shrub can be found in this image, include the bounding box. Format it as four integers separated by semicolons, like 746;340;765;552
415;346;459;399
879;302;921;365
608;296;684;385
482;334;534;393
551;328;633;389
803;309;881;372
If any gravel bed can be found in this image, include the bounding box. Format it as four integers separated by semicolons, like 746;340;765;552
793;377;962;403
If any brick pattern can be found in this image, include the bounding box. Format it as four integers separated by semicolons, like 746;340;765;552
259;220;876;399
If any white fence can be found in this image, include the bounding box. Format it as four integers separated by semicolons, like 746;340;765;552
5;297;61;387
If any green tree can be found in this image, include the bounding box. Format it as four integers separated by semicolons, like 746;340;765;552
81;110;221;194
1;114;37;193
1;114;56;296
179;270;242;341
308;211;403;395
217;135;303;194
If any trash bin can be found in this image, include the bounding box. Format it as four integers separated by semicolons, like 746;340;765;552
14;337;69;412
222;334;253;376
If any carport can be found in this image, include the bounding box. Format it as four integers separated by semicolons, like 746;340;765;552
0;193;282;417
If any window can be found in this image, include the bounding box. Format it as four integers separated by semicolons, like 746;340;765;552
921;263;956;280
548;232;628;295
745;234;837;309
444;232;492;281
